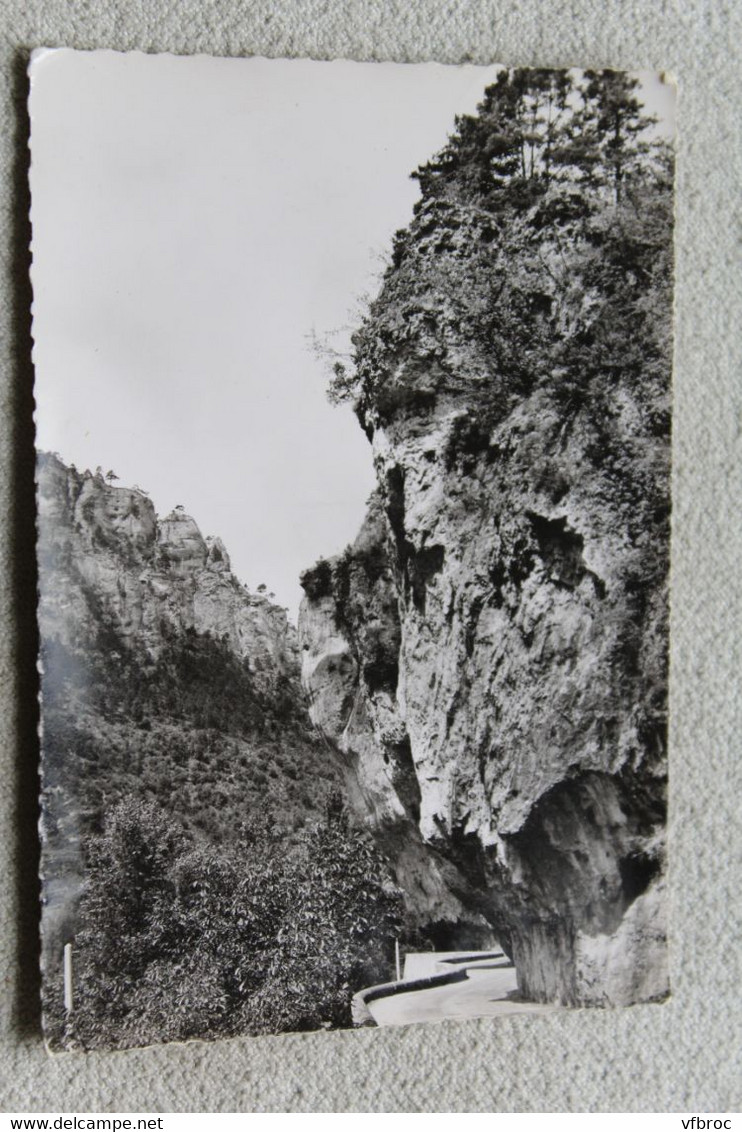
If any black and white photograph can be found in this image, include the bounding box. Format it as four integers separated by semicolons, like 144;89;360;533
30;51;675;1051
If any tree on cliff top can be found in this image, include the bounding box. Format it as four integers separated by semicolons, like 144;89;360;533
327;67;673;432
411;68;662;211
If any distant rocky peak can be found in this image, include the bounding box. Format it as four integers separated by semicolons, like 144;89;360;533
37;451;297;692
205;535;231;572
157;509;208;573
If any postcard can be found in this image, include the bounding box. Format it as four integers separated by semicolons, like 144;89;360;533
30;50;675;1050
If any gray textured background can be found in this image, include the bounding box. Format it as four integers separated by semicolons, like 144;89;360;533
1;0;740;1113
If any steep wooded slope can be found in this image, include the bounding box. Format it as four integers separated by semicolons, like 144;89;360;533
37;454;341;1006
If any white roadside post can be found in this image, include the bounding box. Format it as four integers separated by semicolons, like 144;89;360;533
395;938;401;982
63;942;73;1014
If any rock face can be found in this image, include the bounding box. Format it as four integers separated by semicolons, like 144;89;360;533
299;72;672;1006
37;453;296;694
300;391;669;1004
299;503;494;945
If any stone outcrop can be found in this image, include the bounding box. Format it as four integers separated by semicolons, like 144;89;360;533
299;144;671;1005
300;376;669;1004
37;453;296;695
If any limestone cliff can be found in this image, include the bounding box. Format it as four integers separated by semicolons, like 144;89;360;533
299;71;672;1006
300;364;670;1007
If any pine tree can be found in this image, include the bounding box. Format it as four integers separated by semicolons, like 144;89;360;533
411;67;661;213
412;69;576;211
571;70;659;203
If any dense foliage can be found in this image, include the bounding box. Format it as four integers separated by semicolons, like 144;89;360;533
41;618;337;848
56;795;402;1049
40;494;405;1048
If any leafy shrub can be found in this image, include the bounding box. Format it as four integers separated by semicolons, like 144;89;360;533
64;796;403;1049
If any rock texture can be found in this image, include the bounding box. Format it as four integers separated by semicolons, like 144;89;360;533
300;385;669;1004
299;74;671;1006
37;453;296;694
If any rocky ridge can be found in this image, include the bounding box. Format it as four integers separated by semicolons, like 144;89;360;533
37;452;296;693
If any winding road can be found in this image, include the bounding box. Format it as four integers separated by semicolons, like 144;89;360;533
365;954;555;1027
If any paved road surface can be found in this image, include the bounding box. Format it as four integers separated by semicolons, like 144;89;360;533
368;962;554;1026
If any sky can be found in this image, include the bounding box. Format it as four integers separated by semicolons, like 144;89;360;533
29;52;675;620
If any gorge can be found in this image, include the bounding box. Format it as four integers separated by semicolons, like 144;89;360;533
36;67;673;1047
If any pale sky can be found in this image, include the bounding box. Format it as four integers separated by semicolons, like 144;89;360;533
29;52;675;619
